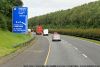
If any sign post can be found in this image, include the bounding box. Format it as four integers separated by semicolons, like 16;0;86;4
12;7;28;33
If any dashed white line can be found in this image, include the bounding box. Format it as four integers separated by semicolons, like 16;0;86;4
74;47;78;50
82;54;88;58
73;47;88;58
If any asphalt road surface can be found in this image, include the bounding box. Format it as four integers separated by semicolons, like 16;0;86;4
45;35;100;65
0;34;100;66
0;36;49;67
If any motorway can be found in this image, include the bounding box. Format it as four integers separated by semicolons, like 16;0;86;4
0;34;100;66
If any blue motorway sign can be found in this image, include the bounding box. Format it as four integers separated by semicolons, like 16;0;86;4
12;7;28;33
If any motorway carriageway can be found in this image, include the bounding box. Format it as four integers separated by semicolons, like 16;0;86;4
0;34;100;67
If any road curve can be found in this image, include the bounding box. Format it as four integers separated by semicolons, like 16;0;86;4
45;35;96;65
0;34;100;66
61;35;100;65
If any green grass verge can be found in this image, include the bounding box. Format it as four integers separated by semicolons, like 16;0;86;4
78;37;100;45
66;35;100;45
49;29;100;41
49;29;100;45
0;30;32;57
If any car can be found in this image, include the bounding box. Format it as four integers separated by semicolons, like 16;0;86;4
43;29;48;36
52;32;61;41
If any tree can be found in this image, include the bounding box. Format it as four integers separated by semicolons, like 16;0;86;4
28;0;100;29
0;0;23;31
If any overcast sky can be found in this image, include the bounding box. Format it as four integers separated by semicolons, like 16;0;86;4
22;0;97;18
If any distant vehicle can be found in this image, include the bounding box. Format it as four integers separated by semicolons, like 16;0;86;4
36;25;43;35
43;29;48;36
52;32;61;41
28;29;31;32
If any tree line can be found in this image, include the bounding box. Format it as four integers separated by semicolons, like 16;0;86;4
29;0;100;29
0;0;23;31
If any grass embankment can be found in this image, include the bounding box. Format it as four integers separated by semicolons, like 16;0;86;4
50;29;100;41
0;30;32;57
78;37;100;45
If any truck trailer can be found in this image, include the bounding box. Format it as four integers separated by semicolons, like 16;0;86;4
36;25;43;35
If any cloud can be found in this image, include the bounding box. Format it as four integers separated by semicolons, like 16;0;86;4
22;0;97;18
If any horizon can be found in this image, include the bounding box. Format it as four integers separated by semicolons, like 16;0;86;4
22;0;97;18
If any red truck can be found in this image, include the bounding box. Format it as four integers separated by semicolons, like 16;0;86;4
36;25;43;35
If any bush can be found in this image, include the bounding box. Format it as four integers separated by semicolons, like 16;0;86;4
49;29;100;41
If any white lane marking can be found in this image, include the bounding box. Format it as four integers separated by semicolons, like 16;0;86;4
44;37;51;65
61;39;79;51
74;47;78;50
61;39;88;58
82;54;88;58
64;35;99;46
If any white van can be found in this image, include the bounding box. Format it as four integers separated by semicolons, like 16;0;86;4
43;29;48;36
